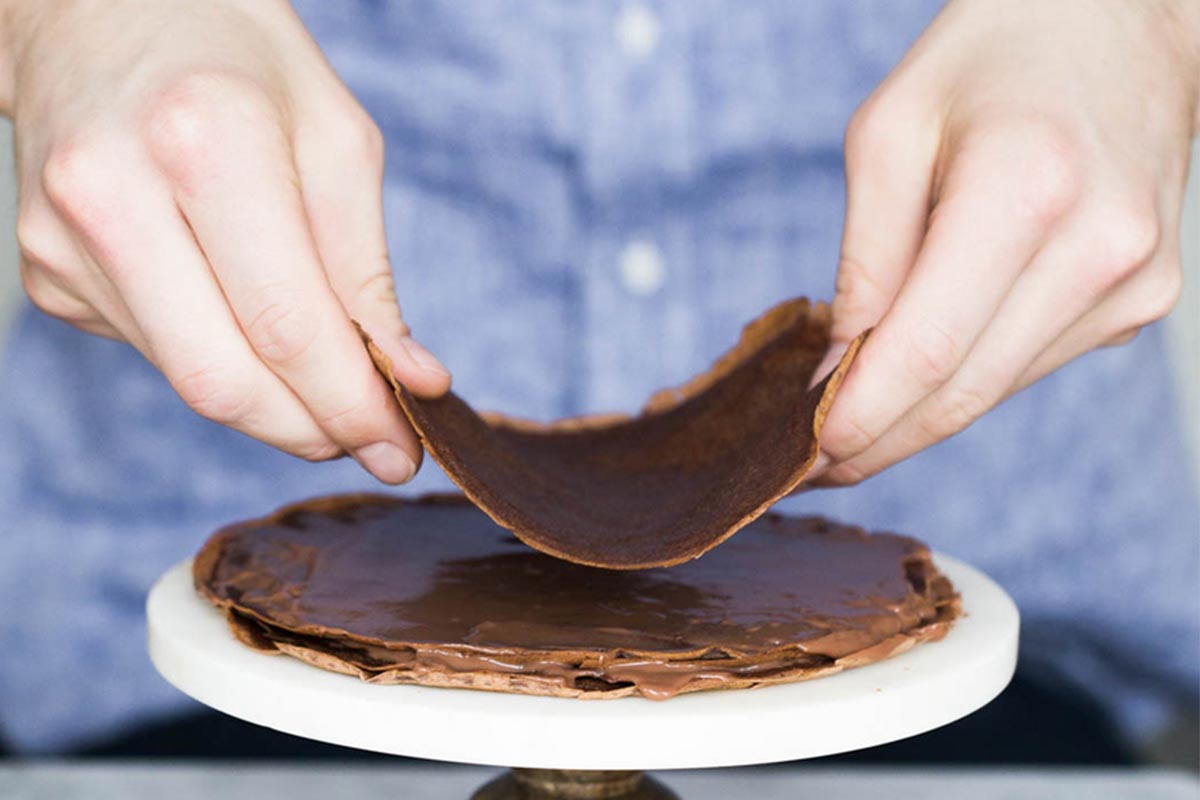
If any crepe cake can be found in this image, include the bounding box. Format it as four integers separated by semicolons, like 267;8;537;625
194;495;960;700
360;297;867;569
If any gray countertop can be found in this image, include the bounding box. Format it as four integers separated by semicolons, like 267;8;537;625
3;763;1198;800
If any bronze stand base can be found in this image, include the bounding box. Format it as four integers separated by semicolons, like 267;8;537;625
471;769;680;800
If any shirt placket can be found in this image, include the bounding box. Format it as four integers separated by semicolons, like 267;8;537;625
574;2;704;413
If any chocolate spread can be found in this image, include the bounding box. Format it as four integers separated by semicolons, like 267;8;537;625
194;495;959;700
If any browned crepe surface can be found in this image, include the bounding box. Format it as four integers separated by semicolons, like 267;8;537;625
363;297;865;569
194;494;959;701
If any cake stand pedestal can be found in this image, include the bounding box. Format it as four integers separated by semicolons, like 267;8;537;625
147;554;1018;800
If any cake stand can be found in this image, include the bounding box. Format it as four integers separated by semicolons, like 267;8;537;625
147;553;1018;799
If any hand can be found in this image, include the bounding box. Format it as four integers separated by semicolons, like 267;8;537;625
811;0;1199;486
0;0;450;484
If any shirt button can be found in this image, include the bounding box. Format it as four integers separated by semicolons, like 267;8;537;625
614;4;660;59
618;240;666;296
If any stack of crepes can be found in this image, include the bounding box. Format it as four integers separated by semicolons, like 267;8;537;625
194;298;961;700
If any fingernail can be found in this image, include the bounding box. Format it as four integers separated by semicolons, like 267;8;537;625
399;336;450;377
355;441;417;485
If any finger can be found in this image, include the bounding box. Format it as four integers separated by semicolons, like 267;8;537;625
816;203;1152;485
25;257;149;349
821;196;1166;486
817;124;1081;469
145;76;420;482
294;106;451;398
43;146;343;460
19;257;110;331
16;202;140;344
102;213;342;460
1012;247;1179;394
811;94;939;383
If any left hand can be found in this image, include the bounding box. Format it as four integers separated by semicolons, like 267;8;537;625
811;0;1199;486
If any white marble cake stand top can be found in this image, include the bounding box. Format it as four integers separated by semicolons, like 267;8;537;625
147;553;1018;770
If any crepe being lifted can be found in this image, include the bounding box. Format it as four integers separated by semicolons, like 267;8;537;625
194;495;959;701
362;298;865;569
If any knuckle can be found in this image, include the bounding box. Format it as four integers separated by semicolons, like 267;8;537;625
843;105;878;164
1017;132;1082;224
15;210;60;267
24;290;68;320
831;254;889;330
1134;260;1183;324
19;259;99;325
173;363;256;425
821;412;876;463
843;95;912;180
144;72;271;170
301;101;384;175
824;461;868;487
1151;264;1184;319
19;261;78;320
843;93;894;163
353;269;400;311
1088;204;1161;290
17;260;41;299
970;119;1083;225
919;382;989;440
41;136;112;218
15;211;76;284
295;440;343;463
1105;328;1140;348
18;258;44;294
337;109;385;169
313;393;377;435
244;291;319;365
904;319;962;388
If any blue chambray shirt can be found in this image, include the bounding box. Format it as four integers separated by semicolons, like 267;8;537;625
0;1;1196;753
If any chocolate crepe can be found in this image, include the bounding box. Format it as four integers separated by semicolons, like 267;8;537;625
363;298;865;568
194;495;959;701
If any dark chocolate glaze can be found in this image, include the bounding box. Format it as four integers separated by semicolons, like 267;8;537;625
195;495;959;699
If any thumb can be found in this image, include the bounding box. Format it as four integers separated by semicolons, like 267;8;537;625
349;270;452;400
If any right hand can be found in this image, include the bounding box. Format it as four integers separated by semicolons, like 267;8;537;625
0;0;450;484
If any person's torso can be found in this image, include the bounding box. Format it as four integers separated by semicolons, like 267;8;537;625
0;0;1194;752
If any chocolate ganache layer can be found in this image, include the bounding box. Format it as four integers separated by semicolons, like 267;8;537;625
194;495;960;700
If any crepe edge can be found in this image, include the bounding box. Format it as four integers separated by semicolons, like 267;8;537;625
220;594;958;701
193;492;961;700
191;492;466;614
357;298;869;569
260;619;954;700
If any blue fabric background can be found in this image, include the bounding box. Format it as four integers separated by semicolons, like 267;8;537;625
0;1;1194;752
